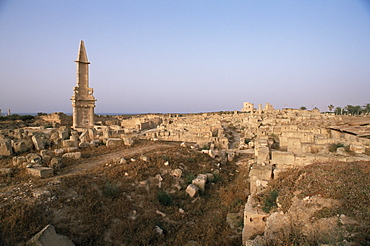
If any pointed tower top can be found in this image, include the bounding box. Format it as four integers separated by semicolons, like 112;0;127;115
75;40;90;64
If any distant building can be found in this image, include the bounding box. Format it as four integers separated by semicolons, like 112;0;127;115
241;102;255;112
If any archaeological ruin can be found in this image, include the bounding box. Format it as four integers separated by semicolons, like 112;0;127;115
0;42;369;245
71;40;96;130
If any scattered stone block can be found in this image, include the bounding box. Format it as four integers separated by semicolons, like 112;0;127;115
49;157;63;172
0;140;13;156
26;153;42;164
13;156;27;166
122;137;134;146
40;150;55;158
206;173;215;183
192;174;207;193
106;138;123;147
26;224;74;246
32;135;45;151
78;142;91;148
62;139;78;148
171;169;182;178
186;184;199;198
27;167;53;178
62;152;81;159
54;148;65;156
13;140;31;153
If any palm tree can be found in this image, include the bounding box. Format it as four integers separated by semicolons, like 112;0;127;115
328;104;334;112
334;107;342;115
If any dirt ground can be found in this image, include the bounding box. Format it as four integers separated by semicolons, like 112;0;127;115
0;140;250;246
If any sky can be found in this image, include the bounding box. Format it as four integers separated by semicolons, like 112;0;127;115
0;1;369;114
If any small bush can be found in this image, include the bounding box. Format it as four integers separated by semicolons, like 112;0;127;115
244;138;251;144
157;190;172;206
103;181;120;199
262;189;278;213
201;144;210;150
162;156;169;161
185;173;196;184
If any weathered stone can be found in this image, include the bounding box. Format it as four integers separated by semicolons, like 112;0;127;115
62;139;78;148
271;150;295;168
170;169;182;178
32;135;45;151
206;173;215;183
13;156;27;166
26;224;74;246
40;150;55;158
242;195;269;244
62;152;81;159
255;146;270;165
78;142;91;148
0;140;13;156
27;167;53;178
192;174;207;193
122;137;134;146
185;184;199;198
49;157;63;171
106;138;123;147
26;153;42;164
54;148;66;156
13;140;31;153
140;155;148;162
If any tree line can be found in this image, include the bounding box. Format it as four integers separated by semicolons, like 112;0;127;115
332;104;370;115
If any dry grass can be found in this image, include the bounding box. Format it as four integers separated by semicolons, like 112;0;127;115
0;142;244;245
260;161;370;245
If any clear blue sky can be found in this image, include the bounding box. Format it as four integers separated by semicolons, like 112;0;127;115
0;1;369;114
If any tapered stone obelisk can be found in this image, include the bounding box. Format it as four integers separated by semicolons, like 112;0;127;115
71;40;96;129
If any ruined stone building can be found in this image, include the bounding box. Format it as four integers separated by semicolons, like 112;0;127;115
71;41;96;130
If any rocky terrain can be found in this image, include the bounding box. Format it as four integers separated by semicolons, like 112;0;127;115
0;110;369;245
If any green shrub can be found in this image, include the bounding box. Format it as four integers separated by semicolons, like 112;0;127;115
244;139;251;144
185;173;196;184
157;190;172;206
262;189;278;213
201;144;210;150
103;181;120;199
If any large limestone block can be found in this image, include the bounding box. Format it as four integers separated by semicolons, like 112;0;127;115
106;138;123;147
186;184;199;198
271;150;295;167
26;153;42;164
13;156;27;166
255;146;270;164
62;139;78;148
26;224;74;246
32;135;45;151
27;167;53;178
13;140;32;153
0;140;13;156
62;152;81;159
242;196;269;244
192;174;208;193
287;138;302;155
249;164;272;181
122;137;134;146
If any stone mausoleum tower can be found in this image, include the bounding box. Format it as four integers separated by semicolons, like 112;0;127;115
71;40;96;129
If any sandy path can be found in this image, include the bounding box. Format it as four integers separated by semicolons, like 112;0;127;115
55;143;173;178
